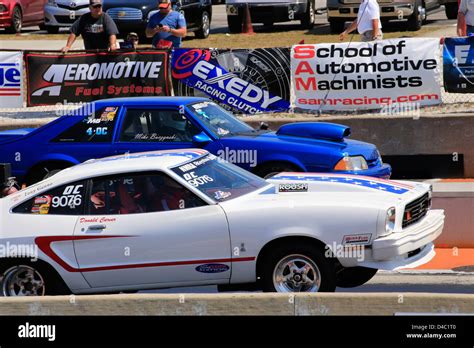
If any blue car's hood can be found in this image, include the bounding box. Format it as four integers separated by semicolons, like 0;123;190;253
276;122;350;142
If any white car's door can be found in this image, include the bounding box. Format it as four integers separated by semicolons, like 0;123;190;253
73;171;231;289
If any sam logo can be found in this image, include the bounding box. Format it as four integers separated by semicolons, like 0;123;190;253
0;62;21;96
195;263;230;273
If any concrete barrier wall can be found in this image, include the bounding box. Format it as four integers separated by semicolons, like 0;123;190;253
0;293;472;316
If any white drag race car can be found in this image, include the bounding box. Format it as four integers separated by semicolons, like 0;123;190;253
0;149;444;296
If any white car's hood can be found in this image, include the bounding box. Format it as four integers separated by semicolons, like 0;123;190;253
267;172;430;202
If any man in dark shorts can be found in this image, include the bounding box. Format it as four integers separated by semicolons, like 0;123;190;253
61;0;119;52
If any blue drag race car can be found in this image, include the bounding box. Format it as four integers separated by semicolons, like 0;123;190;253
0;97;391;184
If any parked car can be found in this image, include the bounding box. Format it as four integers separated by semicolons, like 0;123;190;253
0;149;443;295
326;0;441;33
102;0;212;39
440;0;458;19
43;0;90;34
0;97;391;185
226;0;327;33
0;0;47;33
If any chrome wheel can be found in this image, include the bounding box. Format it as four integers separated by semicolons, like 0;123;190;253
202;12;210;37
1;265;46;296
273;254;321;292
12;7;22;33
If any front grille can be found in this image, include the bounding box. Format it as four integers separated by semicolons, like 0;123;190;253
54;15;79;24
403;193;430;228
57;3;89;10
107;8;143;20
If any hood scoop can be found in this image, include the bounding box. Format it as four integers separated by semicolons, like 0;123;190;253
276;122;351;142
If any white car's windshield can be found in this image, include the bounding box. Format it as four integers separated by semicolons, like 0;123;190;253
187;101;255;137
170;155;268;202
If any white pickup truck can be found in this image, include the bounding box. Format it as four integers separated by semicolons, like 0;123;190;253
226;0;327;32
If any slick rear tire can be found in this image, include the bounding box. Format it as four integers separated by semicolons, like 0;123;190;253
0;259;70;296
300;1;315;30
227;14;243;33
261;243;337;293
254;162;301;179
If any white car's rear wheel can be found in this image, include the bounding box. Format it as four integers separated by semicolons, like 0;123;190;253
1;265;46;296
262;244;336;292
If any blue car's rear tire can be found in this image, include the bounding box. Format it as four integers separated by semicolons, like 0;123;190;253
254;162;301;179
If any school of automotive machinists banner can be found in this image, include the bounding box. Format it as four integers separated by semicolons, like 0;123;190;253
291;38;442;111
443;36;474;93
25;50;170;106
0;51;24;108
171;48;291;114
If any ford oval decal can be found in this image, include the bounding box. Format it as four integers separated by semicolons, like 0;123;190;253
195;263;230;273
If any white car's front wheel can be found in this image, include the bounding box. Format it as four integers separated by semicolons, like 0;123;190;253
262;244;336;292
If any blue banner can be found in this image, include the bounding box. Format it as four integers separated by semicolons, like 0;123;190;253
443;36;474;93
171;48;291;114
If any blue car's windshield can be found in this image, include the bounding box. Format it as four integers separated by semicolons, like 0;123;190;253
187;101;254;137
170;155;269;202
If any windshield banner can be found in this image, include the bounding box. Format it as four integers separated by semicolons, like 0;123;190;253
25;50;170;106
171;48;291;114
443;36;474;93
291;38;442;111
0;51;23;108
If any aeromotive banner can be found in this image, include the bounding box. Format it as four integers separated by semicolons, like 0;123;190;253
443;36;474;93
0;51;23;108
172;48;291;114
291;38;441;111
25;50;170;106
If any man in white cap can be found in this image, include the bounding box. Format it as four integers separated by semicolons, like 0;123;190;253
146;0;187;48
61;0;119;52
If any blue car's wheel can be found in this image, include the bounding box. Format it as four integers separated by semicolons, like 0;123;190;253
254;162;301;179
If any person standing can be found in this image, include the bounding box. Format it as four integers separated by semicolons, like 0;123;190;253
61;0;119;52
458;0;474;36
339;0;383;42
146;0;187;48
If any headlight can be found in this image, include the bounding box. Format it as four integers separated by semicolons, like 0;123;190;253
334;155;368;171
0;5;7;12
385;207;396;234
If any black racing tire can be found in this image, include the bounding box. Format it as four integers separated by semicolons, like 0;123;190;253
300;1;315;30
0;259;70;296
227;14;243;33
261;243;337;293
6;6;22;34
195;11;211;39
336;266;378;288
254;162;301;179
444;2;458;20
329;19;345;33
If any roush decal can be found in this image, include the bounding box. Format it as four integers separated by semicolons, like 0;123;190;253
278;183;308;192
195;263;230;273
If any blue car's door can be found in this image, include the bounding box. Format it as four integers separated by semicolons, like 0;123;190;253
46;106;120;163
113;107;222;155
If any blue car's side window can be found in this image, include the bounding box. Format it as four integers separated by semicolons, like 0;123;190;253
119;109;201;143
52;107;119;143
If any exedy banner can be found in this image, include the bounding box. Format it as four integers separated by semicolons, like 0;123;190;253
25;50;170;106
171;48;291;114
443;36;474;93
